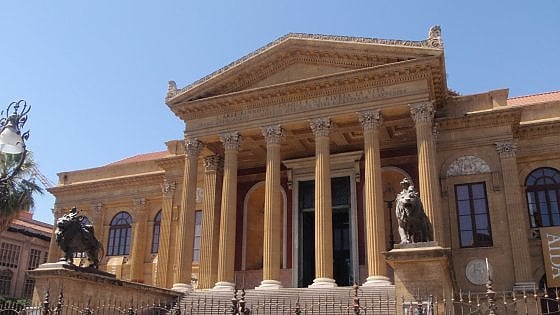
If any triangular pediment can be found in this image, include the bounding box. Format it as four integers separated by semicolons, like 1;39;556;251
166;30;444;104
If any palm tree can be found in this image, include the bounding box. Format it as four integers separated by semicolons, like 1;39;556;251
0;152;43;232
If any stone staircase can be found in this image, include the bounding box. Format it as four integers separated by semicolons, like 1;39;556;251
179;285;396;314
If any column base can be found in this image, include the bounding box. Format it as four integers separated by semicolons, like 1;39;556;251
256;279;283;290
212;281;236;291
171;282;193;293
363;276;392;286
309;277;337;288
513;281;536;292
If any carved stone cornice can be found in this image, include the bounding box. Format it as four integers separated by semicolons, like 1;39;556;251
518;119;560;139
48;172;165;195
496;140;518;159
161;178;176;197
219;132;243;151
167;29;443;104
436;107;522;132
309;117;332;137
410;102;434;125
203;155;224;172
357;110;383;130
261;125;285;144
171;59;435;122
184;138;203;157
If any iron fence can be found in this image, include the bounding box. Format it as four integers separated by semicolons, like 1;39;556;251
3;285;560;314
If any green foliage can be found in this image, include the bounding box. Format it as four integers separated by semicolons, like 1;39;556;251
0;152;43;222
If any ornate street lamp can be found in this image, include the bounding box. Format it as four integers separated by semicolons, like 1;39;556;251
0;100;30;188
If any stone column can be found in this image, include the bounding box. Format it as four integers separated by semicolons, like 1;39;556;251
198;155;223;289
172;138;203;292
496;140;534;289
410;102;443;244
213;132;242;291
257;125;284;290
130;198;147;282
156;178;176;288
309;117;336;288
358;110;391;285
47;207;64;263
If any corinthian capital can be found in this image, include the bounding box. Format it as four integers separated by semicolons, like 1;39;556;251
495;140;517;159
184;137;203;157
357;110;383;130
410;102;435;124
220;131;243;151
162;178;176;197
261;125;284;144
203;155;224;172
309;117;332;137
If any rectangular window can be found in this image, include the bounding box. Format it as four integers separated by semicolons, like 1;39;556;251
0;242;21;268
455;182;493;248
28;248;42;270
192;210;203;262
23;277;35;299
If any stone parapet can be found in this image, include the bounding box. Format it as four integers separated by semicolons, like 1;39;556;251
28;262;182;306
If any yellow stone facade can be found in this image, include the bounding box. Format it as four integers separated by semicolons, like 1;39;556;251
48;28;560;293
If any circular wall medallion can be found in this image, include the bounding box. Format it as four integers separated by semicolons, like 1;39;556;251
465;258;492;285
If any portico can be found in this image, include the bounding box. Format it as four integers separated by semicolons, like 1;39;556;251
165;30;447;290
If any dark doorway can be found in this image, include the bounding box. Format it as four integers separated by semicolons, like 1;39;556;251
298;176;352;287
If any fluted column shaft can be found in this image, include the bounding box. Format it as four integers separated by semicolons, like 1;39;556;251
309;118;336;287
358;111;390;285
496;141;533;284
258;125;284;289
130;198;147;282
198;156;223;289
157;179;176;288
215;132;242;290
410;102;442;244
173;138;203;291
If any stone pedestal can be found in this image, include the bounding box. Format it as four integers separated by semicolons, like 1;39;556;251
28;262;182;306
385;243;454;315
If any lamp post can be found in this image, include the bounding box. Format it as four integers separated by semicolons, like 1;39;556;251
0;100;30;190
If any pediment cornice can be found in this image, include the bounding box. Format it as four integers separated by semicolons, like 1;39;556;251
170;56;444;123
166;28;444;105
48;171;165;195
436;107;522;133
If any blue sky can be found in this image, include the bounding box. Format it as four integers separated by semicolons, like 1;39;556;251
1;1;558;224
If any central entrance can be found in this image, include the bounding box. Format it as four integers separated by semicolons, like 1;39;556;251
298;176;352;287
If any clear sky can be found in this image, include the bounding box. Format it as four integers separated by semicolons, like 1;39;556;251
1;1;558;224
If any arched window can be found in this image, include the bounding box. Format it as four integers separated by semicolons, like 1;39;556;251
0;269;12;295
151;211;162;254
526;167;560;228
107;212;132;256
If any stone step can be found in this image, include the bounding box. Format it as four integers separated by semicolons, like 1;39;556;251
179;285;396;314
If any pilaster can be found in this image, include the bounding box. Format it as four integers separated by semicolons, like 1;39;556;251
214;132;242;291
410;102;442;244
309;118;336;288
358;110;390;285
47;207;64;263
130;198;147;282
156;178;176;288
198;155;223;289
172;137;203;292
496;140;534;287
257;125;284;290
